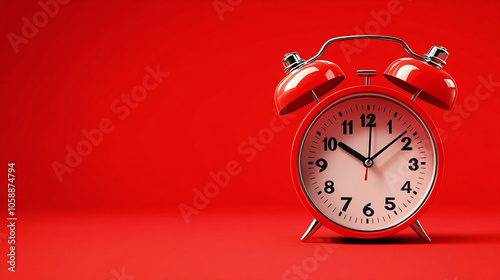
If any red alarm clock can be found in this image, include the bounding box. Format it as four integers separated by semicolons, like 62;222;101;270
274;36;457;242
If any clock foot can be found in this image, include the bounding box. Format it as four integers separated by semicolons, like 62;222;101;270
411;220;431;242
301;219;322;241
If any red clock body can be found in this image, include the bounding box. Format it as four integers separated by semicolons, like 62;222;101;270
291;85;444;239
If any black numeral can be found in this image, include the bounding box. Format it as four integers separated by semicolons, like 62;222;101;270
401;181;412;193
384;197;396;210
342;120;353;134
360;113;376;127
324;180;335;194
322;137;337;151
408;158;419;171
401;137;412;150
363;203;374;217
340;197;352;211
387;120;392;134
315;158;328;172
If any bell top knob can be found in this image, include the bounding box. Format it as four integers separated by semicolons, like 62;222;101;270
282;52;305;74
424;46;449;68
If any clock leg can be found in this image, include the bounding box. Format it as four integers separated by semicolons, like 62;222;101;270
301;219;322;241
411;220;431;242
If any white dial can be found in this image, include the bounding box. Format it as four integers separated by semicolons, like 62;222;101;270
298;93;437;231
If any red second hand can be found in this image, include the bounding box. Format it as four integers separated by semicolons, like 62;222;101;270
364;167;368;181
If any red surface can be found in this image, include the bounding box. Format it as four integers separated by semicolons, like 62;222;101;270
0;0;499;279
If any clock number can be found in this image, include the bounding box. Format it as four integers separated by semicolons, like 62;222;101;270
340;197;352;211
401;137;413;150
401;181;412;193
384;197;396;210
324;180;335;194
387;120;392;134
360;113;376;127
363;203;374;217
315;158;328;172
408;158;419;171
341;120;353;134
322;137;338;151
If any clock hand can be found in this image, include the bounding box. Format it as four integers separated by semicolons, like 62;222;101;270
365;125;373;181
338;142;367;163
371;130;407;160
368;125;373;158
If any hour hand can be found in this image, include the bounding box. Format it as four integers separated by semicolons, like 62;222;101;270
338;142;366;163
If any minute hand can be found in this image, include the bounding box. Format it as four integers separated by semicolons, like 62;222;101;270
371;130;407;160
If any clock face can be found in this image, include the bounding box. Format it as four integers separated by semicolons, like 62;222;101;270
297;93;437;232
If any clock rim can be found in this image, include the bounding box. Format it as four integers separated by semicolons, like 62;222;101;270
290;85;444;239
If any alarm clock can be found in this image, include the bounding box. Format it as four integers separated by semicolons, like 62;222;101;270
274;35;457;242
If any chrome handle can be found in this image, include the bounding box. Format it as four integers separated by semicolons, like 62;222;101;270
305;35;425;64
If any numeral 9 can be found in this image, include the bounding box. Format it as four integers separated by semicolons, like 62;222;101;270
315;158;328;172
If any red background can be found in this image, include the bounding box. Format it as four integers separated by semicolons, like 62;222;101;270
0;0;499;279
